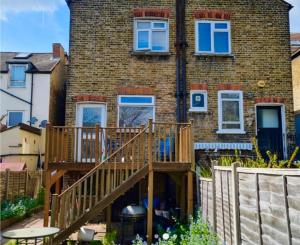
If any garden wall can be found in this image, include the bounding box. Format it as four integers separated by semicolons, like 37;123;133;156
0;170;43;201
200;164;300;245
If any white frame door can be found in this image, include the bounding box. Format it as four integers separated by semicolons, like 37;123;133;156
76;103;107;162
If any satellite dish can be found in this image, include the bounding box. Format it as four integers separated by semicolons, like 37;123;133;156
27;117;38;125
39;120;48;128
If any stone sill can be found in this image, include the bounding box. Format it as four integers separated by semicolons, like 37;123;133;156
131;51;171;56
194;53;235;58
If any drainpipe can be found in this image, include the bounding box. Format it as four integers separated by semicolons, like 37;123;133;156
175;0;187;123
29;73;34;126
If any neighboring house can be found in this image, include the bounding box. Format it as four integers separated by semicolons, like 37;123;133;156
65;0;294;159
0;43;67;129
291;33;300;154
0;123;45;170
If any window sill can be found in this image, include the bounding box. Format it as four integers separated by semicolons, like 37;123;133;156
188;108;207;113
194;53;235;58
8;86;26;89
216;130;246;135
131;51;171;56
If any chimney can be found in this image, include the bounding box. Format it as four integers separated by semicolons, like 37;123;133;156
52;43;65;59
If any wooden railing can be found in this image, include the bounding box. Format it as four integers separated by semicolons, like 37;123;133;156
45;125;143;168
152;122;193;164
50;126;149;230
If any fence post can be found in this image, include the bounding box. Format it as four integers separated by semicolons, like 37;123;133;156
211;161;217;232
50;194;59;227
95;124;100;164
232;163;240;245
5;169;10;200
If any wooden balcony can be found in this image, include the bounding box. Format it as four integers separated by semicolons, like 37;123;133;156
44;122;195;172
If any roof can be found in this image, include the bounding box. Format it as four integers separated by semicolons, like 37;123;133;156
291;33;300;59
0;52;60;73
0;162;27;171
0;123;41;135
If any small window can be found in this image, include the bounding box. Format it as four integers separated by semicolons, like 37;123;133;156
10;65;26;87
7;111;23;127
134;20;169;52
195;20;231;54
189;90;207;112
118;95;155;127
218;91;244;134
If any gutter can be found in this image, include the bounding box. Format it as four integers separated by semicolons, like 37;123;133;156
0;89;31;105
29;73;34;126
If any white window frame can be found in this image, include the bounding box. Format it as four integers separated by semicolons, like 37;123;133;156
217;90;245;134
10;64;27;88
7;111;24;127
189;90;208;112
134;19;169;52
117;95;155;127
195;20;231;54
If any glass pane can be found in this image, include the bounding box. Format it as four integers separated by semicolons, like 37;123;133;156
137;22;151;29
192;93;205;108
222;123;240;129
8;112;23;126
120;97;153;104
222;101;240;122
119;106;154;127
198;23;211;52
221;93;239;99
152;31;166;51
11;66;26;81
214;32;229;53
257;109;279;128
82;107;102;127
215;23;228;29
137;31;149;49
153;22;166;29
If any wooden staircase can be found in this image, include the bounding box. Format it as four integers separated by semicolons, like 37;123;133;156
45;120;195;244
49;126;149;243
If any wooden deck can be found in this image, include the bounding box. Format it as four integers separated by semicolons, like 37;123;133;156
44;120;195;244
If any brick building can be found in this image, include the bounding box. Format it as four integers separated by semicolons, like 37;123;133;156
65;0;295;159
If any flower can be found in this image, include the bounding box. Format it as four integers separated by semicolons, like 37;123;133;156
154;234;159;239
162;233;169;240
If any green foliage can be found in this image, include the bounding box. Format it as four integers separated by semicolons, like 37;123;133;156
199;139;300;177
102;230;117;245
0;188;44;221
132;210;218;245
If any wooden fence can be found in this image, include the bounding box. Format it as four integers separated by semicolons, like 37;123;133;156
0;170;44;201
200;164;300;245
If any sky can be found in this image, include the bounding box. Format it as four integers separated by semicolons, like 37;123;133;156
0;0;299;53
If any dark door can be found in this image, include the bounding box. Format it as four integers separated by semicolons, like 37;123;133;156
257;106;283;159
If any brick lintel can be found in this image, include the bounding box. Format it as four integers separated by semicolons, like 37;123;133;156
193;10;231;20
255;97;285;104
117;87;154;95
190;83;208;90
74;95;107;102
217;84;243;90
133;8;171;18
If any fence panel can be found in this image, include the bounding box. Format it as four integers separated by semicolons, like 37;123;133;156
199;166;300;245
0;170;43;201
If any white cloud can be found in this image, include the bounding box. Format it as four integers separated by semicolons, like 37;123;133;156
0;0;65;21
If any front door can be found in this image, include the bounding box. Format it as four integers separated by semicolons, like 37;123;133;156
256;106;283;159
76;103;106;162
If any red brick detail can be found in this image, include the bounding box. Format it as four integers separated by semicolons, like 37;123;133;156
52;43;64;59
255;97;285;104
190;83;208;90
133;8;171;18
117;87;154;95
193;10;231;20
74;95;107;102
217;84;243;90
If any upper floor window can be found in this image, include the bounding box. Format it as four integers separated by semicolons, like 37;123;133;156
218;91;244;134
195;20;231;54
10;65;26;87
118;95;155;127
7;111;23;127
134;20;169;52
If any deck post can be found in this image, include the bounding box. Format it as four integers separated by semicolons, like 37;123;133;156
95;124;100;164
50;194;58;227
44;170;51;227
106;205;112;232
147;119;153;244
44;123;51;170
187;171;193;218
180;173;186;220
